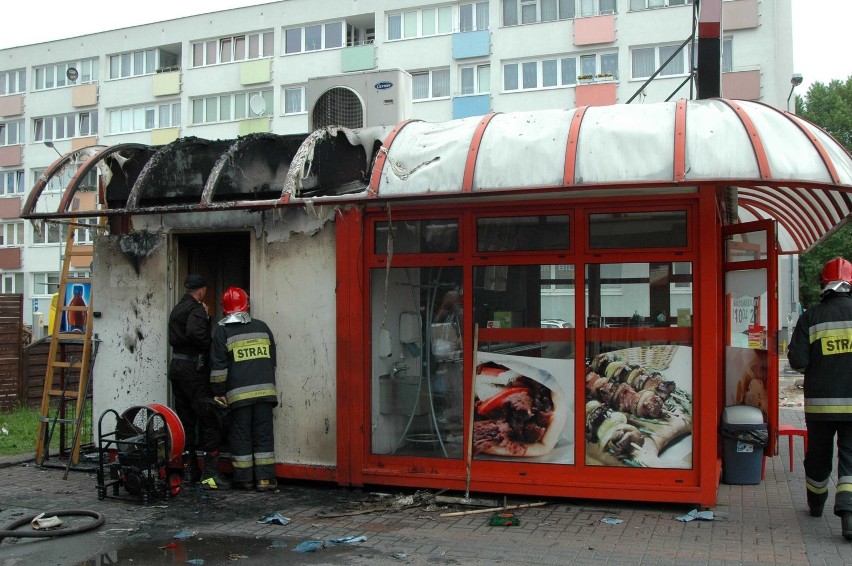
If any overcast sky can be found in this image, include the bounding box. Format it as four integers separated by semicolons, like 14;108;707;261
1;0;848;94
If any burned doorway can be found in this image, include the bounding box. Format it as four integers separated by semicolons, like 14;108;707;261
174;232;251;321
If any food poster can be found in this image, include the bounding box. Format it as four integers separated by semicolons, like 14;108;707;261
473;351;574;464
61;282;91;333
725;347;769;420
584;345;693;469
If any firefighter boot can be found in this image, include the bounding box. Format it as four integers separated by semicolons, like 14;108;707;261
185;451;202;484
842;512;852;541
200;452;232;490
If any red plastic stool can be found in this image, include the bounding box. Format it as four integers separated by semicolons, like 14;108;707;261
778;424;808;472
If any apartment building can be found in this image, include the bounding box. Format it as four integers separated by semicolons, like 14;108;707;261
0;0;793;322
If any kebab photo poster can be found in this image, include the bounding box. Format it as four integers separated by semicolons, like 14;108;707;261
585;345;693;469
474;351;574;464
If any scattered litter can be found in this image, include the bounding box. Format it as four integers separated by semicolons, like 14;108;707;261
601;517;624;525
227;553;248;560
489;512;520;526
292;539;325;553
396;495;415;506
269;540;288;549
1;426;8;435
174;531;197;540
186;560;204;565
31;513;63;530
159;542;177;550
392;552;409;560
256;513;290;525
676;509;714;522
328;535;366;545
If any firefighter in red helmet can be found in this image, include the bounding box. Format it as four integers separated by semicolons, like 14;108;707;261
788;257;852;539
209;287;278;491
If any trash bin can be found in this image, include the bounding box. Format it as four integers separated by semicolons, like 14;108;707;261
720;405;768;485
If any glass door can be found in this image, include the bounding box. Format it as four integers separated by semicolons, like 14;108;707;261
722;220;778;455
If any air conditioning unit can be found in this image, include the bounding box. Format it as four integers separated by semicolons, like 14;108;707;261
307;69;412;131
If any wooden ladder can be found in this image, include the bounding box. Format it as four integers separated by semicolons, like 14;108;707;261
35;218;96;466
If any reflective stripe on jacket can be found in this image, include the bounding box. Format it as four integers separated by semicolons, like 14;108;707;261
209;317;277;408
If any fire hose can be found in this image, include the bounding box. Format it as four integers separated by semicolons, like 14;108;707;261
0;510;104;543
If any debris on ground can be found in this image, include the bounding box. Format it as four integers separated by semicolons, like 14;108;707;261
392;552;409;560
676;509;714;522
328;535;367;545
315;489;437;518
173;530;197;540
293;539;325;553
489;512;520;526
601;517;624;525
256;512;290;525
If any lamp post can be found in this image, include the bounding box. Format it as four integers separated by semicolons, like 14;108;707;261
787;73;803;112
44;141;63;158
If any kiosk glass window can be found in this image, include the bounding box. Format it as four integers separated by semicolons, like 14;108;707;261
477;215;569;252
584;262;694;470
589;211;687;249
370;266;464;459
375;219;458;254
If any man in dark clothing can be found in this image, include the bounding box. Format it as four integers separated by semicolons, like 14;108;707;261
788;257;852;540
168;274;231;489
210;286;278;492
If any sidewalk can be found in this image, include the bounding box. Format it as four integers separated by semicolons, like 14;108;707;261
0;408;850;565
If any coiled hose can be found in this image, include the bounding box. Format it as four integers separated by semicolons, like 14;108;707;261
0;510;105;543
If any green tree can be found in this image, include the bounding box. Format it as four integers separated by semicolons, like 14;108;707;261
794;76;852;309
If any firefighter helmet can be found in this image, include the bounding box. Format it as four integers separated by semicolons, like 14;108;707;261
221;287;249;315
820;258;852;286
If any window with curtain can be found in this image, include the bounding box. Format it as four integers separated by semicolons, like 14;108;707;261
722;37;733;72
632;44;688;79
284;86;306;114
432;69;450;97
561;58;577;85
632;47;655;79
542;59;558;87
600;53;618;77
412;69;450;100
460;64;490;95
660;44;684;75
504;63;519;90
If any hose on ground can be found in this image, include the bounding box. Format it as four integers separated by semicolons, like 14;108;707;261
0;510;105;543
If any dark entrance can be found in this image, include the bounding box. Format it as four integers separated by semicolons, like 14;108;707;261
175;232;250;320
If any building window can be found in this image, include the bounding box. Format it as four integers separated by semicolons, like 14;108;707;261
412;68;451;100
33;272;61;295
460;64;491;95
0;69;26;95
283;86;307;114
0;121;24;146
33;112;98;142
192;31;273;66
459;2;490;32
503;0;576;25
2;273;23;293
722;37;733;73
388;7;452;40
629;0;692;10
503;54;592;91
283;21;344;54
1;170;25;196
107;48;179;79
1;222;24;247
631;43;690;79
108;102;180;134
191;90;274;124
74;218;97;245
34;58;99;90
32;221;65;245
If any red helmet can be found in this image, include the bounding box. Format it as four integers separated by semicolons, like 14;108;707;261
820;257;852;286
221;287;249;315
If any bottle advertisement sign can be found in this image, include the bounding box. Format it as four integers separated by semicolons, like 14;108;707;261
61;282;91;333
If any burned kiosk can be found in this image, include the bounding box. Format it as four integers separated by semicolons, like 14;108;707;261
23;99;852;506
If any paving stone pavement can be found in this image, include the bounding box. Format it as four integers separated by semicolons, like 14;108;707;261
1;408;851;565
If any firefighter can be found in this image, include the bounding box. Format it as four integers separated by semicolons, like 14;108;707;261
210;287;278;491
788;257;852;539
168;274;231;489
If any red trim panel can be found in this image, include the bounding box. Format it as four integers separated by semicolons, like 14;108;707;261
368;119;420;197
462;113;500;193
673;99;687;182
563;106;589;186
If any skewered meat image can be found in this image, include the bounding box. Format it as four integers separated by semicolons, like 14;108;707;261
585;400;644;457
585;371;666;419
590;353;676;400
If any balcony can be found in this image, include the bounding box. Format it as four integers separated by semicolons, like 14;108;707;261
722;69;761;100
240;59;271;86
723;0;759;30
342;44;376;73
453;30;490;60
575;82;617;107
574;13;616;46
0;196;21;218
153;69;182;96
0;94;24;117
0;247;21;269
453;94;490;119
72;83;98;107
0;145;23;167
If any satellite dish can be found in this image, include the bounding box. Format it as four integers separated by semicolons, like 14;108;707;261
249;95;267;116
66;67;79;83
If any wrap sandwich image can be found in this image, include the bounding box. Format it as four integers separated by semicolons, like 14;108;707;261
473;359;568;458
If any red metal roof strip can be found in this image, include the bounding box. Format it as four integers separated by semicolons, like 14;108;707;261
22;153;74;216
717;99;772;181
781;109;842;185
462;113;500;193
563;106;589;186
738;199;808;252
738;186;822;243
57;144;147;213
367;119;419;197
673;99;687;182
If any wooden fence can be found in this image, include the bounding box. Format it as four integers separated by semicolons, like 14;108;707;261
0;294;23;411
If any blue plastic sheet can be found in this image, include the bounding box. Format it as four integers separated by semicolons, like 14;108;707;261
173;531;196;540
256;513;291;525
328;535;366;545
293;540;325;553
676;509;714;522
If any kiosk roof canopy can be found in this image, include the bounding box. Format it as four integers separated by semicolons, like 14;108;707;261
24;99;852;253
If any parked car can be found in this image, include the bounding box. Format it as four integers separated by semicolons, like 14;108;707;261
541;319;573;329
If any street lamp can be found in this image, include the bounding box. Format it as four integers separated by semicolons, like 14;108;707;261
43;141;63;158
787;73;803;112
